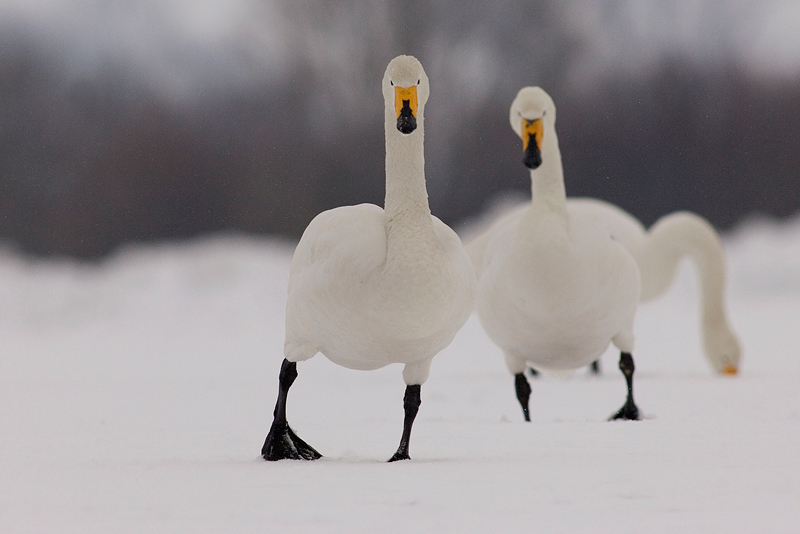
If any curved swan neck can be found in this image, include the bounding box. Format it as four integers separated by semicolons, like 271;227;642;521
530;121;566;213
384;112;431;224
646;213;729;325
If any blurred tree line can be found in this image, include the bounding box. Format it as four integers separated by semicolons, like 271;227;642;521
1;0;798;258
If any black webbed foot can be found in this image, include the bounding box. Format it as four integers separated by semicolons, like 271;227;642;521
387;450;410;462
261;358;322;461
608;352;640;421
609;399;640;421
262;421;322;461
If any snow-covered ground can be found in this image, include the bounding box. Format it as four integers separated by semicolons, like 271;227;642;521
1;215;799;533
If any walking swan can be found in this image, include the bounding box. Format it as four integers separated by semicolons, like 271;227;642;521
261;55;476;461
467;141;740;377
468;87;642;421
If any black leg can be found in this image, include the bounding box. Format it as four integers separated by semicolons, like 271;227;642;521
514;372;532;422
590;360;601;375
261;359;322;461
609;352;640;421
528;366;540;377
388;385;421;462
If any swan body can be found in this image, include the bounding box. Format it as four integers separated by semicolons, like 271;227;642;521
285;202;475;380
469;87;642;420
467;198;741;375
262;55;476;461
475;202;640;371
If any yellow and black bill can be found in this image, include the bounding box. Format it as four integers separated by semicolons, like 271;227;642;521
522;118;543;169
394;85;418;134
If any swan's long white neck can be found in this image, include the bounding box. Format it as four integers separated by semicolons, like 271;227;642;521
530;120;567;215
639;213;735;333
383;107;432;228
381;99;443;290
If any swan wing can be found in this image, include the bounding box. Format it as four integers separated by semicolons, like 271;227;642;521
285;204;386;363
432;215;478;314
464;205;527;280
567;197;646;256
288;203;386;293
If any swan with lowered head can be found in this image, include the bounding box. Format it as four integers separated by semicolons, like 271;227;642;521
468;163;740;377
566;199;741;374
261;55;477;462
468;86;642;421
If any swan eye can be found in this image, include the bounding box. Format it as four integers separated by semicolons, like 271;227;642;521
417;79;420;85
390;81;394;86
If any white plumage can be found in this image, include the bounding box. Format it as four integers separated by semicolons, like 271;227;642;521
467;87;642;421
285;202;475;382
468;195;741;376
262;55;476;462
567;199;741;374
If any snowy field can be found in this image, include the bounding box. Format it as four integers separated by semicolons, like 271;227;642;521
1;214;799;533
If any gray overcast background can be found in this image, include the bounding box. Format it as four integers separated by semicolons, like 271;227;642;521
1;0;799;257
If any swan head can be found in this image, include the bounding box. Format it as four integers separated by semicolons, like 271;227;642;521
704;321;742;376
509;86;556;169
383;55;429;135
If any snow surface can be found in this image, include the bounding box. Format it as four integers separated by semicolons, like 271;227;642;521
1;216;799;533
